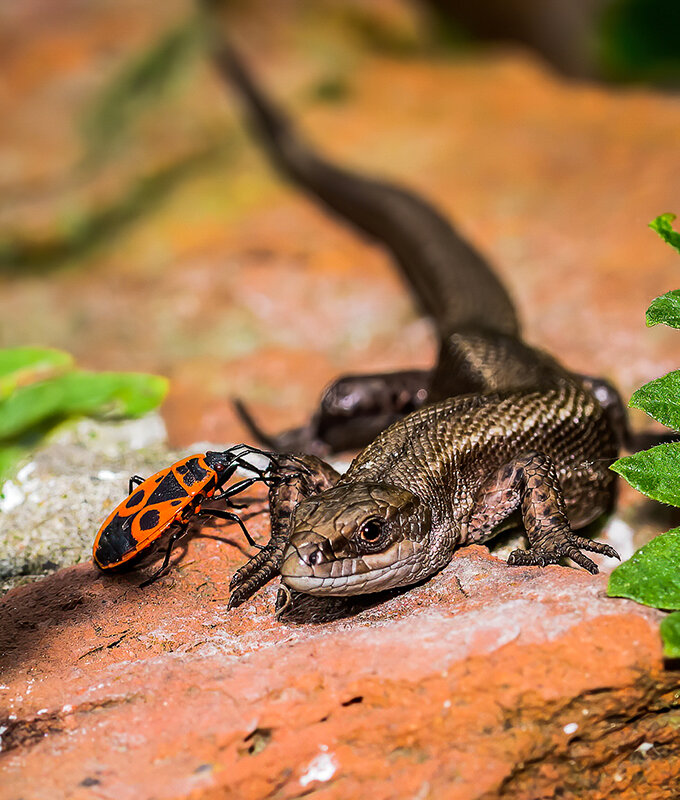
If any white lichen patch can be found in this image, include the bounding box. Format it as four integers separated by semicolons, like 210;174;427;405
299;749;338;787
96;470;124;482
0;481;25;513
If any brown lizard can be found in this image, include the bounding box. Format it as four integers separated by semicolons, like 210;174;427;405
211;43;626;611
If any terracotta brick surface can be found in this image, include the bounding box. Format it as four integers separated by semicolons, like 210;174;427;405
1;531;678;800
2;2;680;798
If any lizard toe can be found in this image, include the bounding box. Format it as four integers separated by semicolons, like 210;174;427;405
569;534;620;560
507;548;558;567
563;545;599;574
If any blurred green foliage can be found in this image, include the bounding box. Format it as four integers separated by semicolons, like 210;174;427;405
310;75;352;104
0;145;226;274
0;347;167;483
342;3;471;57
0;13;230;275
660;612;680;658
81;16;206;165
599;0;680;83
608;214;680;657
0;348;73;398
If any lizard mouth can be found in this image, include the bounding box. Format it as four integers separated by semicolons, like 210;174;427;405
280;540;422;596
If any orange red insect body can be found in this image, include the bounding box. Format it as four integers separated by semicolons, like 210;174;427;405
93;446;271;580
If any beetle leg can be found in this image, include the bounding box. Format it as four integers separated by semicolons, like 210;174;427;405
216;476;261;497
215;475;275;510
128;475;145;494
229;456;267;478
197;507;264;550
139;507;264;590
139;524;187;587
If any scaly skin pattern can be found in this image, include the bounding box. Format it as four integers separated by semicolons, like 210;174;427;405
278;381;618;596
213;43;621;606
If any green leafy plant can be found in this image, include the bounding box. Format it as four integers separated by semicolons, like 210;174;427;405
0;347;168;483
608;213;680;657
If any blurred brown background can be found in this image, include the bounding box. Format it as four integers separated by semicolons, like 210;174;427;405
1;0;679;449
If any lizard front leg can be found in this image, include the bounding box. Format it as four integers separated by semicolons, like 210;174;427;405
468;451;619;573
228;455;340;608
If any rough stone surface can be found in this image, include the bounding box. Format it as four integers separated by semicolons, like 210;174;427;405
1;538;679;799
0;415;174;594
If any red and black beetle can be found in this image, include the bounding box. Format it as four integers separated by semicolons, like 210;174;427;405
93;444;280;584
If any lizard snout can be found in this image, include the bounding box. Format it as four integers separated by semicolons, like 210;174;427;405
296;541;326;567
280;535;336;588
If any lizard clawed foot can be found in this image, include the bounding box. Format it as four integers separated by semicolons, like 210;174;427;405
228;453;341;610
228;544;284;609
508;529;619;574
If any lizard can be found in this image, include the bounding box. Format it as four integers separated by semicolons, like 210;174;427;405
210;43;626;611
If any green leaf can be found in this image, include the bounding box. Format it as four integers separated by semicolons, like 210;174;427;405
649;213;680;255
608;528;680;609
57;371;169;418
660;611;680;658
611;443;680;506
629;370;680;430
646;290;680;328
0;371;168;439
0;347;73;399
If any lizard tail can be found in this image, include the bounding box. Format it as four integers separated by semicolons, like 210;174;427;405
212;42;520;339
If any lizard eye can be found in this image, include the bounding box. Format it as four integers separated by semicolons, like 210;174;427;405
358;517;384;543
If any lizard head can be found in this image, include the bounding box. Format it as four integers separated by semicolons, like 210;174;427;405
280;482;432;595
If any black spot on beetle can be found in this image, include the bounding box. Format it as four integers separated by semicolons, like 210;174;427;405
188;461;208;481
126;489;145;508
139;509;161;531
147;473;186;505
176;462;197;486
